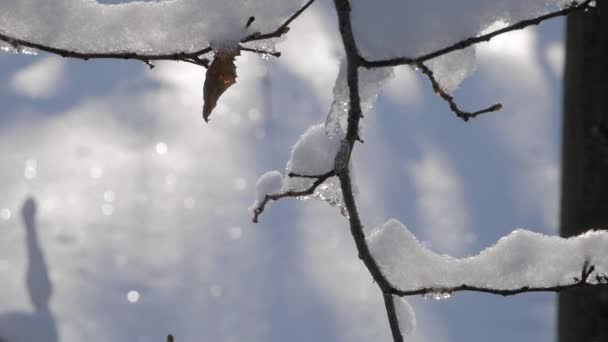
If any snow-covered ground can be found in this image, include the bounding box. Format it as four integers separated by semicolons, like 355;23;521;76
0;1;573;341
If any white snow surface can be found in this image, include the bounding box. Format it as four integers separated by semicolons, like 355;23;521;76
350;0;572;90
283;124;351;214
252;170;283;208
351;0;571;60
0;0;304;53
368;219;608;291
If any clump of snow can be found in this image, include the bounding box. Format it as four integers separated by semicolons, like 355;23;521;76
253;123;359;216
0;0;305;53
367;219;608;291
393;296;416;334
252;170;283;208
284;124;351;215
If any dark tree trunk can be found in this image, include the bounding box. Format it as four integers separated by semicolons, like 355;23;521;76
558;2;608;342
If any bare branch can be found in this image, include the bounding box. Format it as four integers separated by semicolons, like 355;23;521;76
359;0;595;69
416;62;502;121
331;1;603;341
252;170;336;223
239;47;281;57
241;0;317;43
0;30;213;68
0;0;318;67
332;0;405;340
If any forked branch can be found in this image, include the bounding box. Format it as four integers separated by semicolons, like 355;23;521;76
416;62;502;121
359;0;595;68
252;170;336;223
330;0;601;341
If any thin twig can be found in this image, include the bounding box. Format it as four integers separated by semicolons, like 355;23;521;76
0;30;212;67
416;62;502;121
252;170;336;223
390;263;608;297
239;47;281;57
359;0;594;68
241;0;317;43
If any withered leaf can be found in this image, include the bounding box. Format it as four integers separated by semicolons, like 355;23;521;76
202;48;240;122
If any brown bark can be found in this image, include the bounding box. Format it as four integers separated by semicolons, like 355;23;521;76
558;3;608;342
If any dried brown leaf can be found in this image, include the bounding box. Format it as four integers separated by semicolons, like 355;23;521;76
202;48;240;122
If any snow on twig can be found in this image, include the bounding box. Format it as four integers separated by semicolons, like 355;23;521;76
0;0;318;68
251;170;336;223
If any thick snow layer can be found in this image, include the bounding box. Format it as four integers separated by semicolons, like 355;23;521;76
351;0;571;60
0;0;304;53
368;219;608;291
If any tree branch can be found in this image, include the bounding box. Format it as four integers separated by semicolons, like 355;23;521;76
241;0;317;43
0;0;317;68
390;261;608;297
331;1;604;341
251;170;336;223
416;62;502;121
359;0;594;68
332;0;405;341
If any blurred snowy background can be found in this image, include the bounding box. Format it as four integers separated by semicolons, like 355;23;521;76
0;1;566;341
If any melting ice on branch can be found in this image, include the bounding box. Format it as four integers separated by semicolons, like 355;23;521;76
367;219;608;293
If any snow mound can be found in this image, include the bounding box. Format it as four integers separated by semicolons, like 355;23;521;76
368;219;608;291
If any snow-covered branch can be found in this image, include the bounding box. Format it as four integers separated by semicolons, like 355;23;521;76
0;0;317;68
252;171;336;223
332;0;407;341
326;0;604;341
359;0;594;69
368;220;608;298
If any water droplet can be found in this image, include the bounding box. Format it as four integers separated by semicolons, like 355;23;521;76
0;208;11;221
0;43;38;55
422;290;453;301
24;158;37;179
155;142;168;155
127;290;140;303
166;173;177;187
102;204;114;216
103;190;115;202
